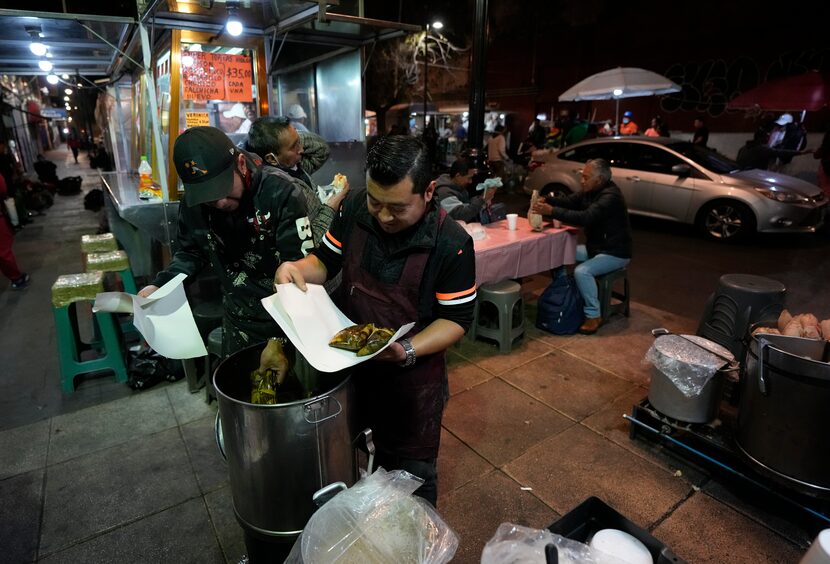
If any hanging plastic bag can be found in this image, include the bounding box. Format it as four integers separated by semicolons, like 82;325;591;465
285;468;458;564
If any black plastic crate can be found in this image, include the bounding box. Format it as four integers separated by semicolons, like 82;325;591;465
548;496;686;564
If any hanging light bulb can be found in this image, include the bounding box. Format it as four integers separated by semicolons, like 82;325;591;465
61;74;69;79
63;96;70;101
38;59;53;72
65;88;72;95
46;74;59;84
226;2;243;36
29;41;47;56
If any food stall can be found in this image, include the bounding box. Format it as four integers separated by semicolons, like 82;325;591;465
94;0;419;277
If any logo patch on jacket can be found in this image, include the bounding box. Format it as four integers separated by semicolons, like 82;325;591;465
249;210;272;234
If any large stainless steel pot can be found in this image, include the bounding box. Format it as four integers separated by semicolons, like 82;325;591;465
738;328;830;496
213;342;358;538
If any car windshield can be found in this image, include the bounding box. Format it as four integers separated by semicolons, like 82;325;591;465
667;142;740;174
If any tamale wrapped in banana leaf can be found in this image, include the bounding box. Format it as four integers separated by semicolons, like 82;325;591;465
357;327;395;356
329;323;375;351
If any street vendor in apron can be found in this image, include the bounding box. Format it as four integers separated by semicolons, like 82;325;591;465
275;135;477;506
138;126;312;355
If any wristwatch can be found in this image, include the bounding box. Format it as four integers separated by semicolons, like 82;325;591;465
398;338;417;367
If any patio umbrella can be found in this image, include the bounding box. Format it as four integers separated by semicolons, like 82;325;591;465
559;67;682;134
727;71;830;112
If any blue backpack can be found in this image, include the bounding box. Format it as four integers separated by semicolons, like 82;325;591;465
536;268;585;335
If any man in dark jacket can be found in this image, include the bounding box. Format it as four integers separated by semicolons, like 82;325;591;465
433;158;493;222
138;126;312;355
275;136;477;506
532;158;632;334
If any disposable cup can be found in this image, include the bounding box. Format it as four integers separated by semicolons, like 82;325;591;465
553;219;562;229
506;213;518;230
800;530;830;564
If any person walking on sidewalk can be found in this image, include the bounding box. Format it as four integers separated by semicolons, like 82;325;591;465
0;174;29;290
532;158;632;334
67;136;80;164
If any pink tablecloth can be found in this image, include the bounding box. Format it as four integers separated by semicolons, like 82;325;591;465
472;217;577;286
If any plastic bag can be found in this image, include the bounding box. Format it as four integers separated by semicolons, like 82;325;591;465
285;468;458;564
481;523;627;564
643;334;733;398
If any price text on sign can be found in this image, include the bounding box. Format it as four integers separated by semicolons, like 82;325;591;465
185;112;210;128
182;51;253;102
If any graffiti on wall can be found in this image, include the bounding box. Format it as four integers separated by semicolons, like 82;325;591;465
660;48;829;117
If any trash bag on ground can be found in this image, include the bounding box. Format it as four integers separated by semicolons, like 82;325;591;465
127;348;184;390
285;468;458;564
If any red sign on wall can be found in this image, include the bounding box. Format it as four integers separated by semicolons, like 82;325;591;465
182;52;253;102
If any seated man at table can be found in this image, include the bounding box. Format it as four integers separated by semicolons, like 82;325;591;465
433;158;494;222
275;135;477;506
531;158;632;334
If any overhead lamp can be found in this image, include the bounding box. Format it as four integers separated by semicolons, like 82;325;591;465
225;2;243;36
46;52;53;58
38;59;53;72
29;41;47;56
61;73;69;79
76;83;82;87
46;74;59;84
613;88;623;96
40;87;48;94
62;128;69;134
431;21;444;30
65;88;72;95
63;96;69;101
68;117;73;122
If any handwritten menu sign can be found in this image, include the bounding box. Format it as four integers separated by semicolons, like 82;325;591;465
182;51;253;102
185;112;210;128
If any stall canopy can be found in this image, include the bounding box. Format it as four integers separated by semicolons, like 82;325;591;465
559;67;682;133
727;71;830;112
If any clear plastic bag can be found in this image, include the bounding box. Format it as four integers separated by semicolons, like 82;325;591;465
481;523;628;564
285;468;458;564
643;334;733;398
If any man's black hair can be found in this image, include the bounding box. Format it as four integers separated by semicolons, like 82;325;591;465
245;116;292;157
450;158;471;178
366;135;432;194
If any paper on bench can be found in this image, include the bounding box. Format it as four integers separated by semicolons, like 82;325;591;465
92;273;207;359
261;283;415;373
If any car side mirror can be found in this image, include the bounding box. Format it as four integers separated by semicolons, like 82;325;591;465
672;164;692;178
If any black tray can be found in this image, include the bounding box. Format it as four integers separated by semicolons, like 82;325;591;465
548;496;686;564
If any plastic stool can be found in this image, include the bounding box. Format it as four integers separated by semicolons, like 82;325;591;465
85;250;138;294
470;280;525;353
80;233;118;253
697;273;785;362
205;327;223;403
52;272;127;393
596;268;630;321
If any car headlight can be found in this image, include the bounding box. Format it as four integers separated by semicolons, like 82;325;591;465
754;187;809;203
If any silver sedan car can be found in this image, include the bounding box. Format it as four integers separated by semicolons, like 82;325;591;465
523;137;826;240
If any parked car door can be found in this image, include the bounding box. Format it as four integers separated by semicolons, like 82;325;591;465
625;143;699;220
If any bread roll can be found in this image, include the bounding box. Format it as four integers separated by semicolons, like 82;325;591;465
820;319;830;340
783;319;803;337
778;309;793;332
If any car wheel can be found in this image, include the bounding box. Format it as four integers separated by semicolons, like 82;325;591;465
540;183;571;199
697;200;756;241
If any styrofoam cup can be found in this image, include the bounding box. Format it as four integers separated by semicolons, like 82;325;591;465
800;530;830;564
506;213;518;230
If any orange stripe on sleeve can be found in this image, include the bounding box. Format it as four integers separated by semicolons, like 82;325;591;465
325;231;342;249
435;285;477;301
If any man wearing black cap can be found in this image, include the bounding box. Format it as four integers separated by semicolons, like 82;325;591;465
138;126;312;354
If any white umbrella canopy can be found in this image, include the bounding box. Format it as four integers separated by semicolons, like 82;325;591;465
559;67;682;133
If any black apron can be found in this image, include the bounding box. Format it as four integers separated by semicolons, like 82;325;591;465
340;215;447;459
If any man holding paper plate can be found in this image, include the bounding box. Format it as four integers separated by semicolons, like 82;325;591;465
138;126;312;355
275;135;477;506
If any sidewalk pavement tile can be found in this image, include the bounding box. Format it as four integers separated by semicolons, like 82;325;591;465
38;498;225;564
204;485;247;564
652;492;804;563
501;350;637;421
180;415;230;494
442;378;573;467
0;418;49;479
504;424;690;527
0;468;43;564
439;469;559;564
448;361;495;396
47;387;177;464
39;427;199;556
559;325;655;385
438;429;495;495
166;381;217;426
468;338;556;376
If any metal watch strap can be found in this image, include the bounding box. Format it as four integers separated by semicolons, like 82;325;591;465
398;338;416;367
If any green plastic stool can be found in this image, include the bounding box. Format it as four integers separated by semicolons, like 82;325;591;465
86;250;138;294
52;272;128;393
596;267;631;321
470;280;525;353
